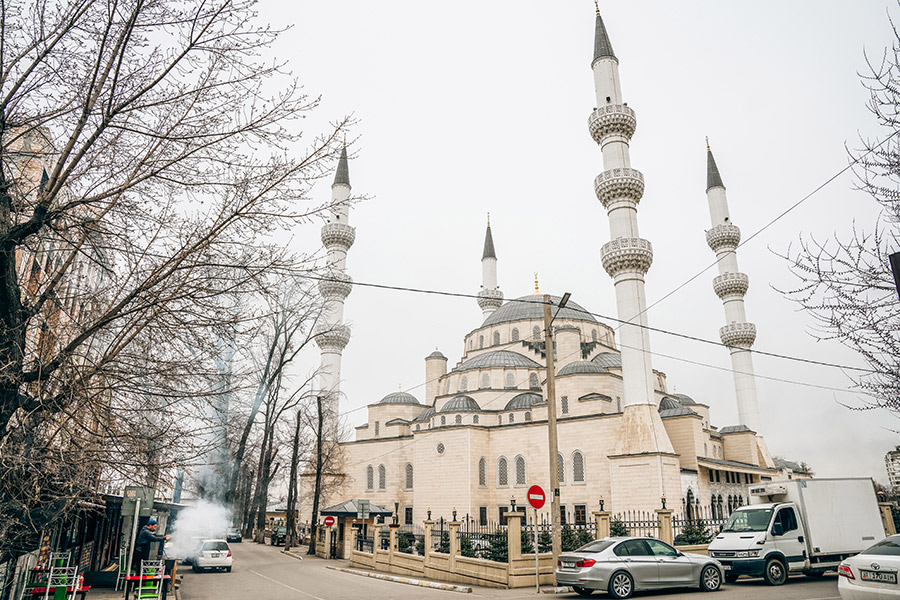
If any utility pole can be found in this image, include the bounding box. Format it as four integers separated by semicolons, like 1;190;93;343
543;294;562;562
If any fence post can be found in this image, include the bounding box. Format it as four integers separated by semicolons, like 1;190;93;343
593;511;610;539
389;523;399;563
423;519;433;564
880;503;897;535
448;519;460;572
655;509;674;545
507;512;523;562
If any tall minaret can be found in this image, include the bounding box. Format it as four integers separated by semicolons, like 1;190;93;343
704;142;761;432
316;145;355;438
477;215;503;320
589;6;677;508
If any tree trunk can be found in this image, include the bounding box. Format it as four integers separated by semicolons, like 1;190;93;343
307;394;324;555
286;409;302;548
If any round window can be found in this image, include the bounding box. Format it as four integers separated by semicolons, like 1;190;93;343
437;443;445;455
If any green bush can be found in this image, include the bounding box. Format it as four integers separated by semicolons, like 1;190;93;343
561;524;579;551
609;517;629;536
576;527;594;547
674;520;712;545
538;531;552;553
521;529;534;554
485;532;508;563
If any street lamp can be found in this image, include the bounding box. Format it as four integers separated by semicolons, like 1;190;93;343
543;290;571;564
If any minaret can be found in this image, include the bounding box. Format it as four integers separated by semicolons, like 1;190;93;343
705;142;762;431
588;6;678;508
316;145;355;438
477;215;503;319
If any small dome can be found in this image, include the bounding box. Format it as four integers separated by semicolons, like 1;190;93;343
481;294;597;327
591;352;622;370
379;391;421;405
453;350;542;372
557;360;606;376
440;396;481;412
658;397;681;411
412;406;435;422
426;350;447;360
673;393;697;406
504;392;544;411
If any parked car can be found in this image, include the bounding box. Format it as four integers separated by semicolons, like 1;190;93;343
270;526;287;546
225;528;242;543
555;537;723;598
192;539;233;573
838;534;900;600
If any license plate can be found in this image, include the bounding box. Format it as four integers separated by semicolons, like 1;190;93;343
211;553;220;558
861;569;897;584
562;562;575;568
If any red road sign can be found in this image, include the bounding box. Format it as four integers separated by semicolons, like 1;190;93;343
323;516;335;527
527;485;546;509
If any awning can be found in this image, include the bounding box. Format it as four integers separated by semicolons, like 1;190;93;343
320;499;393;517
697;457;776;477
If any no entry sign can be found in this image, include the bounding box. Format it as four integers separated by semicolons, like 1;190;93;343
527;485;546;509
323;516;335;527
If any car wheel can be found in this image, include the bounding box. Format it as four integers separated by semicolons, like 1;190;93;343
608;571;634;599
572;586;593;597
724;572;739;583
226;567;232;573
763;558;787;586
700;565;721;592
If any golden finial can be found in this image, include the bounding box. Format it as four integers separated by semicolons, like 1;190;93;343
594;0;600;16
487;212;490;226
706;136;710;152
534;272;540;293
343;132;346;147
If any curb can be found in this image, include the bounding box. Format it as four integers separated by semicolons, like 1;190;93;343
282;549;306;560
542;586;571;594
326;566;472;593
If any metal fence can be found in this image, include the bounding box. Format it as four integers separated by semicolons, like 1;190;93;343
457;517;506;562
431;517;448;551
673;504;727;544
397;523;425;555
612;510;660;538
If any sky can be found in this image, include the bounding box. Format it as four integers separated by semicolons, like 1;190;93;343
255;1;899;483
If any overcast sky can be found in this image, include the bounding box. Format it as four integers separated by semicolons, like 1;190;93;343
256;1;899;483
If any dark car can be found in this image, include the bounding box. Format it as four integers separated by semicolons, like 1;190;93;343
226;528;242;543
270;526;287;546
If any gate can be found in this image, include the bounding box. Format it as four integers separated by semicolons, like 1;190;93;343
329;529;338;559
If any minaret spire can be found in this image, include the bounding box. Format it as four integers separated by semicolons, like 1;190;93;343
316;142;356;438
477;214;503;319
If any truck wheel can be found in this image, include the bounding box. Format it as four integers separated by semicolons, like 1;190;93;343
608;571;634;599
763;558;787;586
724;572;739;583
700;565;722;591
572;586;593;597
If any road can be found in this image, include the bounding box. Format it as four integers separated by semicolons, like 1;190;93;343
178;542;843;600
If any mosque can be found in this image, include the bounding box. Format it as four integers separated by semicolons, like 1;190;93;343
303;8;788;527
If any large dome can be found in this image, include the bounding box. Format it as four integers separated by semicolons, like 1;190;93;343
378;391;421;405
481;294;597;327
453;350;542;372
591;352;622;370
440;396;481;412
504;392;544;411
557;360;607;376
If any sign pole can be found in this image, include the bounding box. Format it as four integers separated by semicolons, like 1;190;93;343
534;507;540;592
125;498;140;576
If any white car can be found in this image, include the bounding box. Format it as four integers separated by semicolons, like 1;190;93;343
839;534;900;599
192;539;233;573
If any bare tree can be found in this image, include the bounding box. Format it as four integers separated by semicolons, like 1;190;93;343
304;392;345;555
0;0;350;567
285;408;304;549
779;9;900;409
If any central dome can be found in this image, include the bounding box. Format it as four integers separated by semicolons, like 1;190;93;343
481;294;597;327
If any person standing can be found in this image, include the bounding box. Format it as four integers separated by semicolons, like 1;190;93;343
132;519;170;572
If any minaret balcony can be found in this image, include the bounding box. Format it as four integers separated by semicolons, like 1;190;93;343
594;168;644;208
601;237;653;276
315;324;351;352
719;322;756;348
712;272;749;300
588;104;637;143
706;223;741;252
318;272;353;300
477;288;503;311
321;222;356;250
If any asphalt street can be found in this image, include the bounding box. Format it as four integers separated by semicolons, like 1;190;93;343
177;541;843;600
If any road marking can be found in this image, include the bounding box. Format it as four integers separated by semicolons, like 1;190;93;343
249;569;326;600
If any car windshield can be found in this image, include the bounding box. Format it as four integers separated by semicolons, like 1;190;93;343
202;541;229;551
723;508;773;532
575;540;615;553
862;537;900;556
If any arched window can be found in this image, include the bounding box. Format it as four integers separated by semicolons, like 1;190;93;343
505;373;516;388
478;335;484;348
405;463;414;490
508;413;514;423
374;421;379;437
416;424;420;431
533;325;541;340
572;451;586;483
455;414;462;425
493;331;500;345
440;415;446;425
704;443;707;456
515;455;526;486
498;415;502;424
561;396;569;414
378;464;386;490
557;453;565;484
481;373;490;389
511;328;519;342
366;465;374;490
473;414;479;424
592;329;598;342
459;375;467;392
710;495;717;519
529;373;540;390
497;457;509;487
478;457;487;487
525;411;532;422
727;495;733;514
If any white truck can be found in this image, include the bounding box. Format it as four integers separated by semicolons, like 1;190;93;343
707;478;886;585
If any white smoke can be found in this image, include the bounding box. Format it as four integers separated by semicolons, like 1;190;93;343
165;499;230;559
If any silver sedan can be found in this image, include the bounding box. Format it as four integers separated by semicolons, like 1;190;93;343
555;537;724;598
